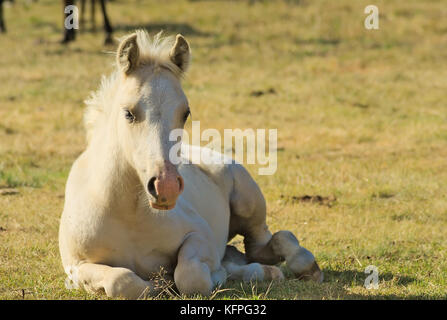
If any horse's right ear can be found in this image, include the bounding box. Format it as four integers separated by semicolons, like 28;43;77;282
117;33;140;75
170;34;190;73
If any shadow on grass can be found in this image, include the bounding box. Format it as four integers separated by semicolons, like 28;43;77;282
323;268;416;287
314;268;444;300
27;21;210;55
39;22;212;55
212;267;443;300
111;22;212;37
77;21;211;37
294;38;341;46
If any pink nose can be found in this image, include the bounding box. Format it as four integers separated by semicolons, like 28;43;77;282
147;163;184;210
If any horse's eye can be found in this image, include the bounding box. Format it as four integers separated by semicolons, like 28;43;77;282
183;109;190;122
124;110;135;123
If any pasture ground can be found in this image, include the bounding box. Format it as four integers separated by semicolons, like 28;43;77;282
0;0;446;299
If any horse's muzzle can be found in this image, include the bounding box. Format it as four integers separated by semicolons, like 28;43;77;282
147;163;184;211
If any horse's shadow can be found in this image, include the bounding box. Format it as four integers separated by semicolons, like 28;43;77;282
218;267;436;300
315;268;426;299
310;268;433;299
36;22;211;56
323;268;416;287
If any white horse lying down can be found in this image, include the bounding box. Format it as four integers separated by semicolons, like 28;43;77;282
59;30;323;299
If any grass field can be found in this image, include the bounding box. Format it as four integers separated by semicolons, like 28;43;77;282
0;0;446;299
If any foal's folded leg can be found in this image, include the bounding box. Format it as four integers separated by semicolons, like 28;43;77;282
228;164;323;282
222;245;284;282
76;263;156;299
174;233;225;296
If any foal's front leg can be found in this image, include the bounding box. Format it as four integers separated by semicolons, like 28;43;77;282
74;263;156;299
174;233;226;296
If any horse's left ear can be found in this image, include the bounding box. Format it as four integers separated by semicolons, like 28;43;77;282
170;34;190;73
117;33;140;75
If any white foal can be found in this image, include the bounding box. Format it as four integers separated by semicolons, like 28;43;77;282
59;30;323;299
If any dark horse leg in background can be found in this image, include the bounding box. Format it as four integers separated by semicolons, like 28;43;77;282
0;0;6;33
62;0;113;44
99;0;113;45
62;0;76;43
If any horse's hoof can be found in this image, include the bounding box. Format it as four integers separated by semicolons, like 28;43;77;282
297;261;324;283
262;265;285;281
285;246;324;283
104;35;115;46
61;34;75;44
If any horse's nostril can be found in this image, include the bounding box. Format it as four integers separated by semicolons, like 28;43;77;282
147;177;157;199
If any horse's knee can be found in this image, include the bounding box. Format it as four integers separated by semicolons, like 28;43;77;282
174;259;213;296
270;230;301;258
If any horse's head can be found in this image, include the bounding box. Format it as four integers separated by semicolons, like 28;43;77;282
115;31;190;211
